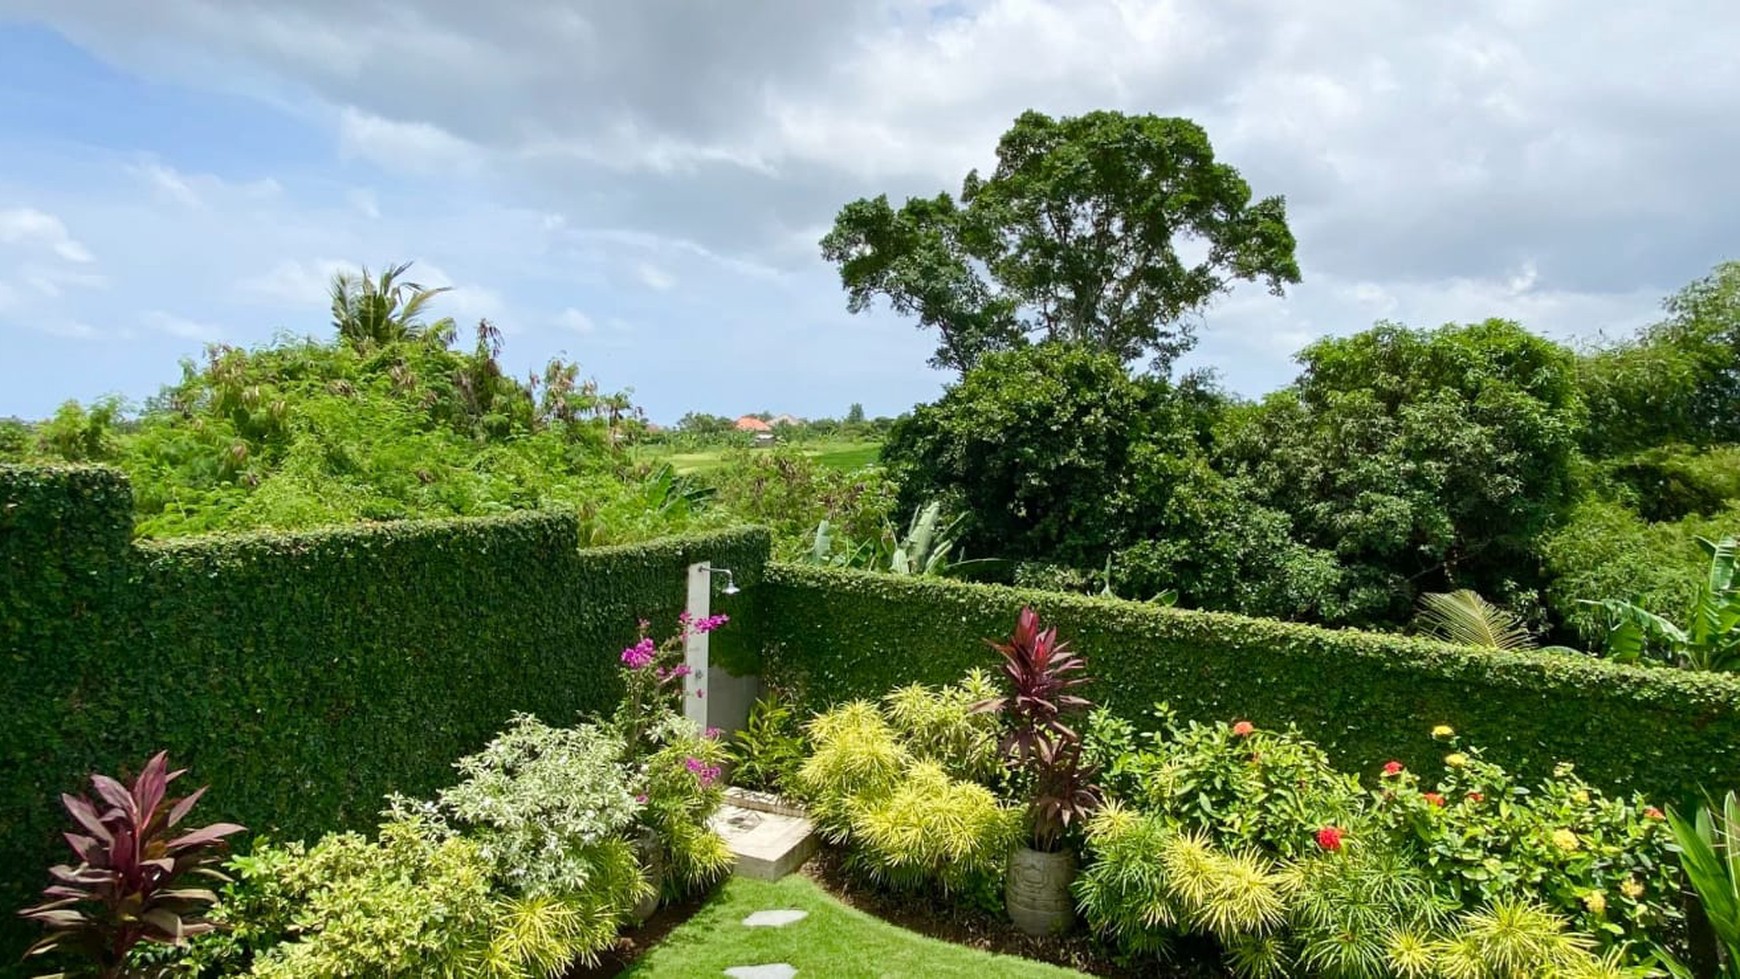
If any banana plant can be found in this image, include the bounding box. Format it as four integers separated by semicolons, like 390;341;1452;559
1582;536;1740;671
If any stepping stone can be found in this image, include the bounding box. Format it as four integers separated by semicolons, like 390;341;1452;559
724;966;797;979
742;909;808;928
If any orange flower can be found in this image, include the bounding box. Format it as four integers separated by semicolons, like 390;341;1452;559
1467;791;1484;803
1644;806;1665;821
1423;792;1446;807
1231;721;1255;736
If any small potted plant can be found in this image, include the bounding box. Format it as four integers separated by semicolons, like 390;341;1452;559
975;606;1102;935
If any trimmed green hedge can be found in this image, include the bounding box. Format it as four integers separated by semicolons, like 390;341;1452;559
0;465;768;966
761;564;1740;808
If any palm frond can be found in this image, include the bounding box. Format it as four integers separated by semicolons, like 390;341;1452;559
1416;590;1537;651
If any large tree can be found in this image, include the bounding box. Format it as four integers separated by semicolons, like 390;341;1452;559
821;110;1301;372
1219;319;1586;623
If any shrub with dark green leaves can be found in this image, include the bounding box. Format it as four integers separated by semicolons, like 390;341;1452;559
725;695;808;795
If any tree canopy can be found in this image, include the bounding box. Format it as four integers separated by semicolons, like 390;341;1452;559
821;110;1301;373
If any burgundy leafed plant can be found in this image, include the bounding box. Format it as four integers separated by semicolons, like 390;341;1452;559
974;605;1092;762
974;606;1102;851
19;752;245;978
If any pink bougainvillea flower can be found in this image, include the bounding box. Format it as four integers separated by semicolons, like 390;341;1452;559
1423;792;1445;807
620;637;656;669
1382;760;1405;777
1231;721;1255;737
1315;826;1345;851
634;793;648;804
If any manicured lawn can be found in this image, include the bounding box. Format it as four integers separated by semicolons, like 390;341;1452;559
622;875;1085;978
637;440;882;475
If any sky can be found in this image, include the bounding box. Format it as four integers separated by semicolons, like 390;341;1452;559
1;1;1736;425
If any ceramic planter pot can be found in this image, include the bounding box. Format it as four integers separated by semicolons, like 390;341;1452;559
1006;846;1077;936
632;831;664;924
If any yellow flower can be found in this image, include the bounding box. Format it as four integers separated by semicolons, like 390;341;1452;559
1431;725;1455;740
1582;891;1607;915
1444;752;1469;769
1552;828;1581;852
1572;789;1591;805
1620;878;1645;900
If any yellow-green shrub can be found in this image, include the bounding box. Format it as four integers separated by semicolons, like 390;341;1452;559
848;761;1020;894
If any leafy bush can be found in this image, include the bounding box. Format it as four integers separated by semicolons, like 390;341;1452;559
1580;535;1740;670
796;697;1017;897
434;714;640;898
882;671;1002;784
1101;710;1365;859
725;695;808;795
1665;793;1740;978
18;753;243;979
1373;731;1680;953
847;761;1021;896
637;716;734;898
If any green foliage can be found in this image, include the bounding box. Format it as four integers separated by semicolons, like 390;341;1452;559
760;564;1740;813
1539;496;1728;640
0;464;767;965
724;695;808;795
795;697;1018;897
327;261;455;350
1602;445;1740;523
1373;735;1680;953
821;109;1299;372
1665;793;1740;977
1220;318;1586;625
1582;536;1740;670
434;715;639;897
636;717;734;898
1582;261;1740;453
1106;711;1366;859
846;761;1021;896
701;447;896;561
880;671;1002;784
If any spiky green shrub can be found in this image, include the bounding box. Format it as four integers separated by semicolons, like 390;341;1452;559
1074;802;1289;958
796;695;1018;897
795;701;911;839
1432;899;1631;979
847;761;1021;895
881;671;1003;783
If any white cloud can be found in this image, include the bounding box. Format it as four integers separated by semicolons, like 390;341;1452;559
337;106;481;174
145;310;226;340
239;258;352;305
636;263;676;291
556;307;595;334
347;188;380;219
0;207;95;263
130;162;282;208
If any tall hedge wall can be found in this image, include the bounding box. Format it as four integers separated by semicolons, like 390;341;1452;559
761;564;1740;809
0;465;768;965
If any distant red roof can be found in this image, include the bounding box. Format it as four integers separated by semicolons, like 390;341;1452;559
735;416;772;432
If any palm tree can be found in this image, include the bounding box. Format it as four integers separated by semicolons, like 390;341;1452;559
329;261;455;349
1582;536;1740;671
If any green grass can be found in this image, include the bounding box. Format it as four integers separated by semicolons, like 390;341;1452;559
636;440;882;475
622;875;1085;978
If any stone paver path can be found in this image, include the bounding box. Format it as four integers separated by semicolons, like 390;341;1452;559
741;909;808;928
724;966;797;979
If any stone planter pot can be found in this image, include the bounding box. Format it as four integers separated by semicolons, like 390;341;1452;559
632;832;665;924
1006;846;1077;936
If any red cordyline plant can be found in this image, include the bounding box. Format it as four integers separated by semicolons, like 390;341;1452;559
19;752;244;979
974;606;1102;851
